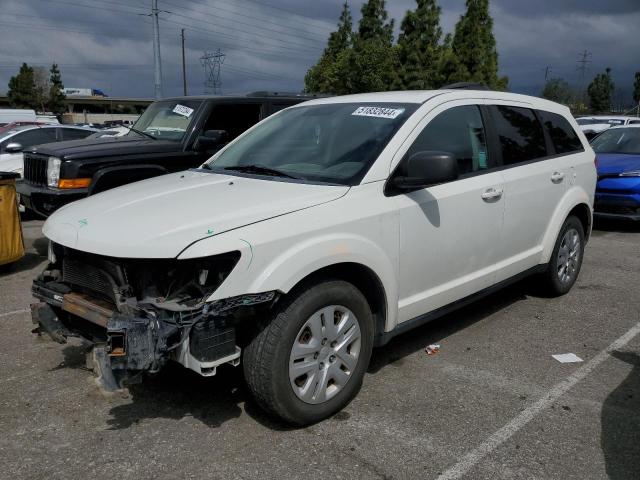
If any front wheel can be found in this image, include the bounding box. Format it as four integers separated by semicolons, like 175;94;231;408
243;280;374;425
542;215;585;296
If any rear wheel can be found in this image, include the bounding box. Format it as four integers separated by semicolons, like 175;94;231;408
542;215;585;296
243;280;374;425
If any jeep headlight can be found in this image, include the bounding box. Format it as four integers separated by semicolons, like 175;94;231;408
47;157;61;187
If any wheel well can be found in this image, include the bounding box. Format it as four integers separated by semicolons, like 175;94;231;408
286;263;387;338
568;203;592;240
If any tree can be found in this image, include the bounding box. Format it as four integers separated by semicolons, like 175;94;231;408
451;0;508;90
33;67;50;113
304;2;353;94
541;78;573;105
587;67;615;114
633;71;640;105
347;0;397;93
394;0;442;90
7;63;36;109
48;63;66;117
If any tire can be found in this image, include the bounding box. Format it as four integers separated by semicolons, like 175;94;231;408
542;215;585;296
243;279;374;426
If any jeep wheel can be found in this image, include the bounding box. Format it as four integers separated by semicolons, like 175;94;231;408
542;215;585;296
243;280;374;425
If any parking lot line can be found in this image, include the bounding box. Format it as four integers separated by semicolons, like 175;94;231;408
0;308;29;319
436;320;640;480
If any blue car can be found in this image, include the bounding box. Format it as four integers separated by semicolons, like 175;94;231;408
591;126;640;221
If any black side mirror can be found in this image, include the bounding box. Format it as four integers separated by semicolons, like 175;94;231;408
4;142;23;153
197;130;228;150
390;151;458;193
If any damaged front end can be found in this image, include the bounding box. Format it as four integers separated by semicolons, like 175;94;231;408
31;242;276;390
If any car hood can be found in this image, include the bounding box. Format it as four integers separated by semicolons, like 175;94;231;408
30;135;181;160
0;153;23;174
43;170;349;258
596;153;640;175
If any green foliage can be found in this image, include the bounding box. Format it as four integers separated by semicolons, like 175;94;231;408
348;0;397;93
587;68;615;114
306;0;509;94
451;0;507;90
394;0;442;90
48;63;67;117
304;2;353;94
7;63;36;109
541;78;573;105
633;71;640;104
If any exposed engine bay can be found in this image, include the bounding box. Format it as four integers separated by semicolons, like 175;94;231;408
31;242;276;390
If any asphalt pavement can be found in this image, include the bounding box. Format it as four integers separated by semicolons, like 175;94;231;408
0;218;638;480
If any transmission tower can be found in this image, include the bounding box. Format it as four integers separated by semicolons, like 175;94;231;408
200;50;225;95
576;50;592;85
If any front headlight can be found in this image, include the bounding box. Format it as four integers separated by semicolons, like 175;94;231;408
619;170;640;177
47;157;61;187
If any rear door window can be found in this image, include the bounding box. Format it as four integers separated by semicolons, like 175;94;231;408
61;128;93;141
491;106;548;165
537;111;583;155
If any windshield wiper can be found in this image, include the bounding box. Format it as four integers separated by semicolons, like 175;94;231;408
126;125;157;140
224;164;300;179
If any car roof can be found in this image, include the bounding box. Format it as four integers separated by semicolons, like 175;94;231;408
607;123;640;130
577;115;637;120
0;124;94;140
297;89;570;112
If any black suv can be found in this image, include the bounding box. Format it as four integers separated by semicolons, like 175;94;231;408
18;92;318;216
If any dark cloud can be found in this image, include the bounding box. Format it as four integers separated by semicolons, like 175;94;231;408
0;0;637;105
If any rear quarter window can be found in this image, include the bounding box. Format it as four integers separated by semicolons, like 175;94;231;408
492;106;548;165
537;111;584;155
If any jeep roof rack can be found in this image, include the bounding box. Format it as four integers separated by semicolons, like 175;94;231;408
439;82;491;91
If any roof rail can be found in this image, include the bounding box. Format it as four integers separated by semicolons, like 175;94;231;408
246;91;328;98
439;82;491;91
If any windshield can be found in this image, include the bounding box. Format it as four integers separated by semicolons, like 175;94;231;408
591;128;640;154
130;99;201;141
205;102;418;185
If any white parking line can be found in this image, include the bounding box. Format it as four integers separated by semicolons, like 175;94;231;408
437;320;640;480
0;308;30;319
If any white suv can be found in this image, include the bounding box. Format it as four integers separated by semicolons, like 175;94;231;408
32;89;596;425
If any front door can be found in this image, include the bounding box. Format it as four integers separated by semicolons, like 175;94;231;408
393;103;506;323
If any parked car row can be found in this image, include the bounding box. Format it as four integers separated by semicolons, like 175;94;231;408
28;86;597;425
576;115;640;140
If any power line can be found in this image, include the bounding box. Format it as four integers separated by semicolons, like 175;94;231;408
221;0;333;33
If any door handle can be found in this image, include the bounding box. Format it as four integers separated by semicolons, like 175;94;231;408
551;171;565;183
481;187;503;201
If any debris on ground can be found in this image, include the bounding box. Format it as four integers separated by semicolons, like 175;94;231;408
552;353;583;363
425;344;440;356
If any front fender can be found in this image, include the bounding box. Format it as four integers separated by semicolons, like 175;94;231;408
541;185;593;263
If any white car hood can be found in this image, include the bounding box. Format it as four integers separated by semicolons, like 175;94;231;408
43;170;349;258
0;153;23;175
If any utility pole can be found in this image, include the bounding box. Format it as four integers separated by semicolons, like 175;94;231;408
544;66;552;82
181;29;187;96
152;0;163;99
576;50;592;109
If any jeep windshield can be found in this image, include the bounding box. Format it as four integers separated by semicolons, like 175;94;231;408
128;99;202;141
205;102;418;185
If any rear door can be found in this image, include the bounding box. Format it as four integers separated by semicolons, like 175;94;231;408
488;105;570;281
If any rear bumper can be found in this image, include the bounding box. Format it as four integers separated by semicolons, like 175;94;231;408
16;181;87;217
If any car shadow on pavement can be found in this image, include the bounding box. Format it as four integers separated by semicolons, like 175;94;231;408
0;252;47;277
368;279;531;373
103;360;296;432
601;350;640;480
592;219;640;234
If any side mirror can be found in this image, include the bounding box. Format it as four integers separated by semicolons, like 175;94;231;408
4;142;23;153
390;151;458;192
197;130;228;150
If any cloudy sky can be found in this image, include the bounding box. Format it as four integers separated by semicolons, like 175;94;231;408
0;0;638;105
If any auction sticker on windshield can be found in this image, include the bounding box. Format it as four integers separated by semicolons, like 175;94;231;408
173;104;194;118
352;106;405;119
